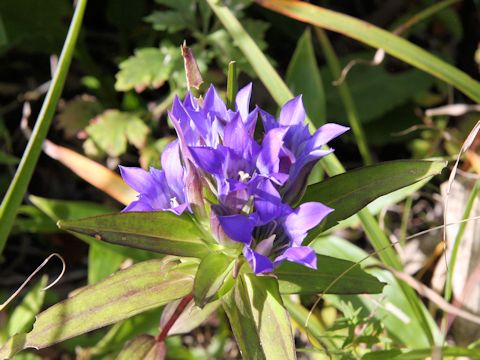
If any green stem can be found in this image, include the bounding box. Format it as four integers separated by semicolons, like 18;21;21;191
400;196;414;248
316;28;373;165
0;0;88;254
226;61;238;110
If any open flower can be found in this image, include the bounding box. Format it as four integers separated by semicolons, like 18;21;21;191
119;140;188;215
120;84;348;274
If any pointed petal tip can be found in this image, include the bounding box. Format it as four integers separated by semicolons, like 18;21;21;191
218;214;254;245
274;246;317;270
244;247;274;274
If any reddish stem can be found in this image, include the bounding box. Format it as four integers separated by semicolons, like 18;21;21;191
156;294;193;343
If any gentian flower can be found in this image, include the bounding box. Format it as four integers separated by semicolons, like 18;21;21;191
119;140;188;215
120;84;348;274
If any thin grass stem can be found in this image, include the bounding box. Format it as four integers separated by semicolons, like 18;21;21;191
0;0;88;253
316;28;373;165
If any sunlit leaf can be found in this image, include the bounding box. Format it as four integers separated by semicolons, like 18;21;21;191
0;259;196;358
362;346;480;360
87;308;163;357
193;252;234;307
30;196;152;261
222;274;295;360
115;45;182;92
165;300;220;336
303;160;446;236
88;242;126;284
41;142;137;205
331;177;431;231
86;110;149;157
58;211;210;258
276;255;385;295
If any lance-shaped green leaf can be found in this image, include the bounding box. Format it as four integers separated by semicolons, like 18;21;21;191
0;259;196;358
116;335;165;360
193;252;235;307
57;211;210;258
276;254;384;295
303;160;446;236
30;196;152;261
222;274;296;360
286;28;325;126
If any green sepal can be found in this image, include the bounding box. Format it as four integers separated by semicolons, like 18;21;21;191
193;251;235;307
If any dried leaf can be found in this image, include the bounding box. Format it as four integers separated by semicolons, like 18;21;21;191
43;140;137;205
56;95;102;138
181;43;203;90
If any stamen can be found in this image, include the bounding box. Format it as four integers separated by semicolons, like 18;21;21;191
238;171;250;182
241;195;255;215
170;197;180;208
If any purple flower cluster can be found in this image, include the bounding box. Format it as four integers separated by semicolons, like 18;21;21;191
120;84;348;274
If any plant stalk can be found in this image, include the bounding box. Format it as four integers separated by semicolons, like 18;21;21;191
316;28;373;166
156;294;194;343
0;0;88;254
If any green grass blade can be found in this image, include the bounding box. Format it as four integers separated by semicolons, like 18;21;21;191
0;0;88;253
285;29;326;126
207;0;440;345
440;179;480;340
206;0;292;108
444;179;480;303
257;0;480;104
314;236;440;348
393;0;461;35
316;28;373;165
